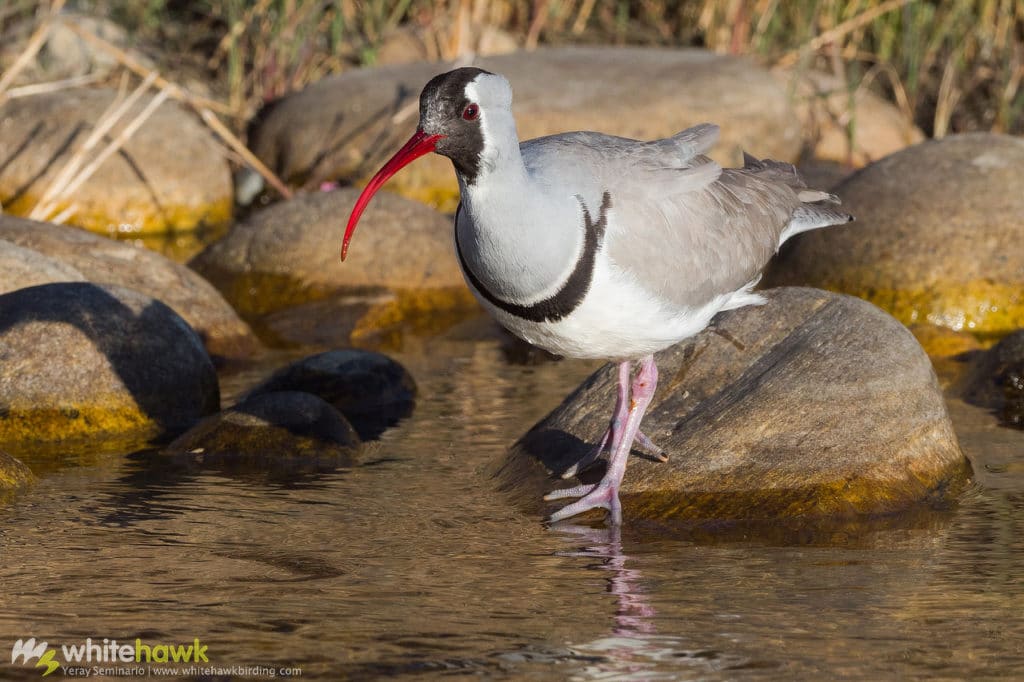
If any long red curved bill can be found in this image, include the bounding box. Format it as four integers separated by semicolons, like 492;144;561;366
341;129;443;261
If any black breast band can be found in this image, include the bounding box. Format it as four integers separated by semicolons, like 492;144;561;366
453;192;611;323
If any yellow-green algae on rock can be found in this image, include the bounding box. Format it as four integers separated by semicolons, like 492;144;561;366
0;283;219;447
0;88;233;236
0;401;164;446
0;450;34;492
2;193;234;238
768;134;1024;337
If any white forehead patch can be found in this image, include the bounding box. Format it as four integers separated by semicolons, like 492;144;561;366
464;73;513;109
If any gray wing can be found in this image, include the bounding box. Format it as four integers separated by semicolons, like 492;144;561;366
522;124;849;310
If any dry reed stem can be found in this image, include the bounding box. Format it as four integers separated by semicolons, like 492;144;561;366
29;71;159;220
933;56;962;139
571;0;596;35
59;87;172;202
60;19;235;116
778;0;914;68
0;0;66;104
61;17;293;200
4;72;103;97
196;107;293;198
31;77;170;224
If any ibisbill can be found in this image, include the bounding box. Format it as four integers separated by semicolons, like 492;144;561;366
342;67;853;526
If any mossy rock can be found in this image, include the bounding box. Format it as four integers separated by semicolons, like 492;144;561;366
496;288;969;524
192;189;464;315
0;450;34;492
0;88;232;236
767;134;1024;337
162;391;361;478
0;282;220;445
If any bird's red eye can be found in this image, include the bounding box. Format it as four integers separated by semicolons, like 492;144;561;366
462;103;479;121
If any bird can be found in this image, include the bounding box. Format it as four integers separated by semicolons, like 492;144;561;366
342;67;853;526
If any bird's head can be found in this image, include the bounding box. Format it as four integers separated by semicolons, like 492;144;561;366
341;67;513;260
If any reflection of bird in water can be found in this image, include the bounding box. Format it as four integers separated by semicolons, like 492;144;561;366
554;524;685;678
557;524;658;637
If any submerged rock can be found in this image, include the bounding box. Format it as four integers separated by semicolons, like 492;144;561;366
0;450;33;493
497;288;968;523
0;283;219;445
246;350;416;439
163;391;361;476
248;47;800;209
962;330;1024;429
0;215;259;360
768;134;1024;336
0;88;232;235
0;238;86;295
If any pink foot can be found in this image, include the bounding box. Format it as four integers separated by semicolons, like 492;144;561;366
547;355;660;526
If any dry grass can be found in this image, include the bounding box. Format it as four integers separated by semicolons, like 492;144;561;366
1;0;1022;216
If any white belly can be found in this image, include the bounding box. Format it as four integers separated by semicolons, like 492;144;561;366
465;256;763;360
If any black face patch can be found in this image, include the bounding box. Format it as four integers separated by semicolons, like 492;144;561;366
419;67;492;185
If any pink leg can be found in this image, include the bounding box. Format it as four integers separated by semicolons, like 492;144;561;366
560;362;668;480
545;354;660;526
561;361;631;479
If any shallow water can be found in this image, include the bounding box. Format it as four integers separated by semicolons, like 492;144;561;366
2;329;1023;680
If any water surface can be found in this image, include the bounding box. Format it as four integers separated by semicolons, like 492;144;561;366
2;330;1022;680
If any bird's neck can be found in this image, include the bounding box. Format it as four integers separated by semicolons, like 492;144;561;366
455;138;583;304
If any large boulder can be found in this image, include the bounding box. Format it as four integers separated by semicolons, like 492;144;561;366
767;134;1024;336
190;189;477;332
0;238;86;295
0;215;258;359
497;288;969;523
248;47;801;210
0;283;219;445
0;88;233;235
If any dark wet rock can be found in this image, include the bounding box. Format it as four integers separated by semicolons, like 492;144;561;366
190;188;477;327
497;288;968;523
0;88;232;235
247;350;416;439
0;283;219;445
163;391;361;475
962;330;1024;429
767;134;1024;336
0;215;259;360
248;47;800;209
775;67;924;166
0;450;33;493
0;238;86;295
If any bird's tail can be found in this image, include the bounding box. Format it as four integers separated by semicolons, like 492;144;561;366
740;152;855;245
779;203;855;245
